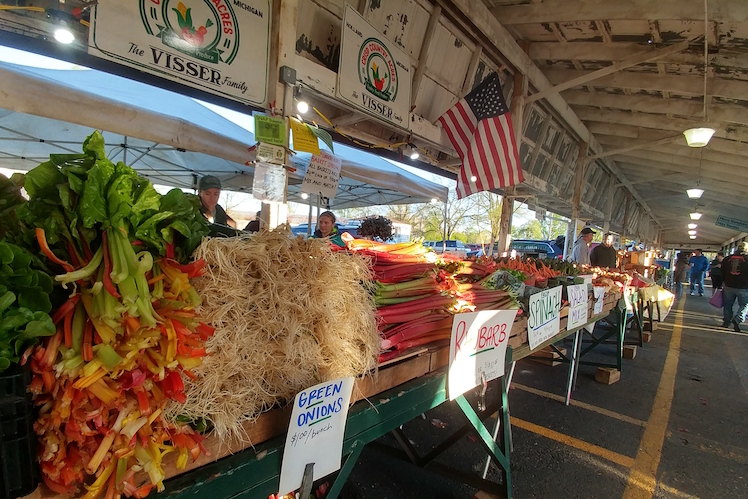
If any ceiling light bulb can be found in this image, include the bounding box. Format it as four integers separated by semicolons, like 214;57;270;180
301;192;309;200
683;127;715;147
409;150;420;160
296;100;309;114
470;175;478;182
688;230;697;235
430;198;438;204
690;235;697;239
54;26;75;44
688;223;697;229
686;188;704;199
690;212;702;220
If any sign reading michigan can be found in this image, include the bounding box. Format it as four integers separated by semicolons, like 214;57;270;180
337;5;411;129
89;1;270;106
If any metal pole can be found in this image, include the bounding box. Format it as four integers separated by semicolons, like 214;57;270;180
307;196;313;238
123;136;127;165
442;200;448;252
482;361;516;478
565;330;581;405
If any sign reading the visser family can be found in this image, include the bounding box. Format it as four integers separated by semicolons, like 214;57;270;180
337;5;411;129
89;0;270;106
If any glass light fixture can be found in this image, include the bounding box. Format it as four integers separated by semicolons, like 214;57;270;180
430;198;438;204
690;235;697;239
690;212;702;220
688;230;697;235
470;175;478;182
683;128;715;147
686;188;704;199
300;192;309;200
54;25;75;44
688;223;698;229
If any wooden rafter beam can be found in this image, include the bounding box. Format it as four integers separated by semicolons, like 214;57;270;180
588;135;682;161
544;68;748;102
597;134;748;166
563;90;748;127
528;42;748;71
525;41;690;104
411;4;442;103
490;0;748;24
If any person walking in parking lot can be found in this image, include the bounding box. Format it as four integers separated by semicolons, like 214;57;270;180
688;249;709;296
722;242;748;332
570;227;595;266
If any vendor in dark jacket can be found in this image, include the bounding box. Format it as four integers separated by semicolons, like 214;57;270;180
198;175;236;228
722;242;748;332
589;233;617;269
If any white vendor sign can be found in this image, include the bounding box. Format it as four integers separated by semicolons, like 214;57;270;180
89;0;270;106
527;286;562;350
301;151;342;199
448;310;519;400
337;5;411;129
566;284;589;331
279;377;354;497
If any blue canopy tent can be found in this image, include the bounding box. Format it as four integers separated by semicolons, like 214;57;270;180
0;58;448;208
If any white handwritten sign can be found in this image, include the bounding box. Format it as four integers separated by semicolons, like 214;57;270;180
567;284;589;330
593;286;606;315
448;310;518;400
278;377;354;497
301;151;342;199
89;0;270;106
527;286;562;350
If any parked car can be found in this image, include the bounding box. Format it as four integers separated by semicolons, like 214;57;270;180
290;222;361;238
508;239;564;259
426;240;478;258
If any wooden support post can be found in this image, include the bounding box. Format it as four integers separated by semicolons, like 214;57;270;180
603;174;616;233
565;142;588;258
497;70;526;255
621;191;631;243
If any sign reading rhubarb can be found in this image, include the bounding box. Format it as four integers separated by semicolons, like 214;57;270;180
566;284;589;330
448;310;518;400
89;0;270;106
278;377;354;497
527;286;562;350
337;5;411;128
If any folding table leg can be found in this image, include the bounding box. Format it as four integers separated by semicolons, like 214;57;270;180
565;329;582;406
482;361;516;479
326;441;364;499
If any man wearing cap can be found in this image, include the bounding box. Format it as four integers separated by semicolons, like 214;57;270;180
198;175;236;228
570;227;595;266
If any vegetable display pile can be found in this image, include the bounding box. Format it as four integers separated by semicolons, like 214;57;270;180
10;131;214;498
342;238;520;363
176;230;379;445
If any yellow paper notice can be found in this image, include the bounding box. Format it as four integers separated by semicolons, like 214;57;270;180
290;118;321;155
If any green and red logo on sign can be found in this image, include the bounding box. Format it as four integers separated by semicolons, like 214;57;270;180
358;37;398;102
139;0;239;65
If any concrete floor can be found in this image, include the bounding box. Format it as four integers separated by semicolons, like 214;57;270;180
344;292;748;498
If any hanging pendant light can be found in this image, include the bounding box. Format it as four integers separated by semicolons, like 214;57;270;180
686;187;704;199
684;1;715;148
690;212;702;220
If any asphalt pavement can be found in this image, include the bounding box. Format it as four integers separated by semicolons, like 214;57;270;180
342;289;748;499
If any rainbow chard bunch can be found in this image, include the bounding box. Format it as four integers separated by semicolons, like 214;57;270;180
13;131;213;498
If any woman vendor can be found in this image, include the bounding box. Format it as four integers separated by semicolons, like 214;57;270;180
198;175;236;228
313;210;344;247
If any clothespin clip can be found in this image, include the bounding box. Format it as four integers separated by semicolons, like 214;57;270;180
478;371;488;412
299;462;315;499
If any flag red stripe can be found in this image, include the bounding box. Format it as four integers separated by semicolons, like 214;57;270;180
491;118;512;188
471;127;491;192
483;119;507;188
504;114;524;184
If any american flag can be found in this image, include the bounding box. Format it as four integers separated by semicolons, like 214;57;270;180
438;72;524;199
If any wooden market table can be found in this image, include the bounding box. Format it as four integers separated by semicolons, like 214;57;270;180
23;291;625;499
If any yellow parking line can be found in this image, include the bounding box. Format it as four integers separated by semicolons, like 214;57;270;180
622;296;685;499
512;383;647;427
511;416;635;468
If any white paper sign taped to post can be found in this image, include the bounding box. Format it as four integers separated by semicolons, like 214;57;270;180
593;286;606;315
567;284;589;330
300;151;342;199
527;286;562;350
278;377;354;497
448;310;518;400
